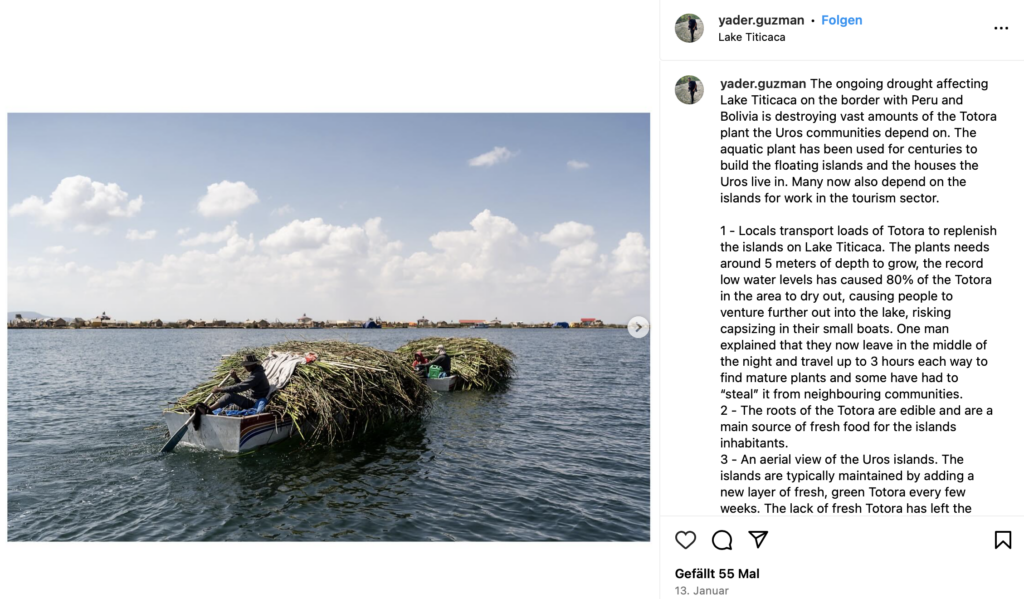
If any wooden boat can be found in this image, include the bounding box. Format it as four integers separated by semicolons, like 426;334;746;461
424;376;458;391
163;411;302;453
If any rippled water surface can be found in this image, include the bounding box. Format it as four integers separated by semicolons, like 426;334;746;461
8;329;649;541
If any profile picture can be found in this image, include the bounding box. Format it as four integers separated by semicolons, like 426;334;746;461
675;14;704;42
675;76;703;105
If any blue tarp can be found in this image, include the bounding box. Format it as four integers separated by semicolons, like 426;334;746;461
553;322;569;328
362;320;380;328
213;398;268;417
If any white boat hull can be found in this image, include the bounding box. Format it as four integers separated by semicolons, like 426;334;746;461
163;411;299;453
425;376;458;391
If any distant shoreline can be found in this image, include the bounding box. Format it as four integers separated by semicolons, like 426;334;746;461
8;325;627;330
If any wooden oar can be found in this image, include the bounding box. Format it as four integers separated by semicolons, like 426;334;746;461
160;373;232;453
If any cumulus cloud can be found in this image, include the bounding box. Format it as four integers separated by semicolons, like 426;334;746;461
543;222;599;286
126;229;157;241
10;258;93;282
567;160;590;170
258;217;401;269
9;212;647;323
259;218;335;252
180;222;239;247
380;210;534;291
197;181;259;217
430;210;526;253
608;232;650;277
423;210;528;279
8;176;143;234
593;232;651;296
468;146;514;167
217;231;256;259
540;221;596;247
44;245;77;255
364;217;403;256
551;240;599;272
270;204;294;217
176;227;190;236
540;221;649;296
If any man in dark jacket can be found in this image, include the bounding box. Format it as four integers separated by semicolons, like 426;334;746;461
688;78;698;103
688;17;698;41
210;354;270;410
417;344;451;377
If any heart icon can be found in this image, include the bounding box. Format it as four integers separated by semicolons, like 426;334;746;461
675;530;696;549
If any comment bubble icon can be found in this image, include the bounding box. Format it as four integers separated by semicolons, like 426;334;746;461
712;530;733;550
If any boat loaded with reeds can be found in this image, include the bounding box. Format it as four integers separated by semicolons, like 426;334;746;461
164;340;431;453
163;338;515;453
395;337;516;391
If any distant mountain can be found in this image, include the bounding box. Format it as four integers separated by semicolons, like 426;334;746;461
9;311;50;321
8;311;75;321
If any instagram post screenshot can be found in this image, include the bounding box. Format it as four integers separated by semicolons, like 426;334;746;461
1;2;1020;598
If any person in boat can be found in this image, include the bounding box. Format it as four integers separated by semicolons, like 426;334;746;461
209;354;270;411
411;350;430;370
416;344;451;377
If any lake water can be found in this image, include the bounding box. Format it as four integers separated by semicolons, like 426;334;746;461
7;328;649;541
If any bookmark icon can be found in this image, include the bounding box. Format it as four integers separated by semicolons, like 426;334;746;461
994;531;1011;550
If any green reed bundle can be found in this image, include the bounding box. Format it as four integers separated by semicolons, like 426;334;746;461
170;341;430;445
395;337;516;391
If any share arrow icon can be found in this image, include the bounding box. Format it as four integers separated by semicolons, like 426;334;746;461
749;531;768;548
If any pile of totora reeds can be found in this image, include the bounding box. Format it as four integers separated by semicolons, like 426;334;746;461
395;337;516;391
170;341;430;445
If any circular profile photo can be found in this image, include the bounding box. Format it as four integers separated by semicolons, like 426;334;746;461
675;14;704;42
675;76;704;105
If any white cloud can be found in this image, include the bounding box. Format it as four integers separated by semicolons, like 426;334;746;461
468;146;514;167
180;222;239;247
8;213;647;323
258;217;401;269
176;227;190;236
419;210;528;280
551;240;599;271
126;229;157;241
259;218;335;252
540;221;595;247
567;160;590;170
363;217;404;259
608;232;650;275
383;210;533;291
430;210;526;254
543;222;599;288
10;258;93;282
270;204;294;217
541;222;649;297
197;181;259;217
593;232;651;296
217;231;256;258
9;176;143;234
44;245;77;255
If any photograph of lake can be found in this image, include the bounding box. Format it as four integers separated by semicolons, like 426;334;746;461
7;113;650;542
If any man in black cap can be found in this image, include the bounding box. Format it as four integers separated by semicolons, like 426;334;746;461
416;344;451;378
209;354;271;411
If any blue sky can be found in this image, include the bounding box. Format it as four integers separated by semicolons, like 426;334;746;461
8;114;649;323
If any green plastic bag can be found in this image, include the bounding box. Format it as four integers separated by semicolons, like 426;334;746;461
428;365;443;379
